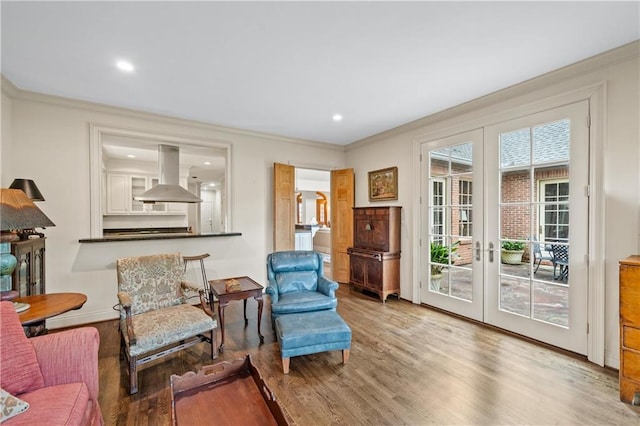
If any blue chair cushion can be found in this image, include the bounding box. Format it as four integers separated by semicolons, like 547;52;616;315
270;251;320;273
276;270;318;294
270;291;337;316
275;311;351;359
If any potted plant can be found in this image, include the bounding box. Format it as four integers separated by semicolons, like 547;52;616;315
430;241;459;290
501;240;525;264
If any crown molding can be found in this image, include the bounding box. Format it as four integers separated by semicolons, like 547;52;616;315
1;75;345;152
347;40;639;151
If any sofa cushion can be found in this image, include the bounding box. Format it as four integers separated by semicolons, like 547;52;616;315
0;388;29;423
276;271;318;294
271;292;337;315
7;383;89;426
0;302;44;395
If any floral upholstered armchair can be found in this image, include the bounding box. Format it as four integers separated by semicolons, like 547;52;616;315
266;251;339;325
116;253;217;394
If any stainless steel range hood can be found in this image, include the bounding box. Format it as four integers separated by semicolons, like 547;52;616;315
134;144;202;204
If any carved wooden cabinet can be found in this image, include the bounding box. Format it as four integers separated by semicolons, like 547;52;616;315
620;255;640;404
11;238;46;297
347;206;401;302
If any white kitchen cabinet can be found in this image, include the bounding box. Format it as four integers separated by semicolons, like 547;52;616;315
295;231;313;251
104;173;186;215
105;174;131;214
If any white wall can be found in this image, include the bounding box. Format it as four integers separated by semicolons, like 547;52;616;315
2;43;638;370
346;42;640;368
1;81;345;328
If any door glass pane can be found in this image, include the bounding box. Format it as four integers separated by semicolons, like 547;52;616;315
429;142;472;299
500;128;530;168
498;118;571;328
501;170;531;203
533;119;570;164
430;148;450;177
450;265;472;301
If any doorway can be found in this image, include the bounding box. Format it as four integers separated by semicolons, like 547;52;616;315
421;101;589;354
273;164;354;283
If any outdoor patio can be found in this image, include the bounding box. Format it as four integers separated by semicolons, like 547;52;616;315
431;262;569;327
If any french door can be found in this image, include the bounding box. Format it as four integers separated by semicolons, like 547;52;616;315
421;129;484;321
421;101;589;354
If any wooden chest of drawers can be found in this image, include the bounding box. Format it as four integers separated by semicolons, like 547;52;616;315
348;206;401;303
620;255;640;404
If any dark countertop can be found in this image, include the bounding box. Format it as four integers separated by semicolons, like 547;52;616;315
79;232;242;243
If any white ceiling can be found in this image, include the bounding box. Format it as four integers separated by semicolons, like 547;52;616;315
2;2;639;145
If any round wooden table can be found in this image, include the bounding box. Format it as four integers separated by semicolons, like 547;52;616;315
15;293;87;336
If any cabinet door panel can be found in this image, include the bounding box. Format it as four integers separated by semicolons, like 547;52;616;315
365;259;383;290
369;218;389;251
106;174;130;214
350;256;366;286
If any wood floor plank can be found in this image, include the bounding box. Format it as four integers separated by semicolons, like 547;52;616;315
89;285;640;425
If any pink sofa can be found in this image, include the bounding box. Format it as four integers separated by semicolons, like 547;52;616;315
0;301;104;425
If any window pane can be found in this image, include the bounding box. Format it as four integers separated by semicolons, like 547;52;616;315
450;143;473;174
501;169;531;203
500;128;530;168
430;148;450;177
533;119;570;164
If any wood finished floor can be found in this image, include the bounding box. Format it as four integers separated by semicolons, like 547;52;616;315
94;286;640;425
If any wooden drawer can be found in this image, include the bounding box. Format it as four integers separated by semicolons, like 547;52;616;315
623;326;640;352
621;263;640;325
622;349;640;379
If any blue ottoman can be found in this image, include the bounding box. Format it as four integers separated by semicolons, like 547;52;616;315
275;310;352;374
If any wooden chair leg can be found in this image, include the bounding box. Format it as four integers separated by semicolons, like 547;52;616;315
282;357;290;374
129;355;138;394
211;329;218;359
342;349;350;365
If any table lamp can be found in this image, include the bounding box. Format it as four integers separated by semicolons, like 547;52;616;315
0;188;55;299
9;178;46;202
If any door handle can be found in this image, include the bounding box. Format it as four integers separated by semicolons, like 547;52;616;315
488;242;495;263
475;241;481;261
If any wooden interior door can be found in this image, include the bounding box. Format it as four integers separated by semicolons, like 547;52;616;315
273;163;295;252
331;168;354;283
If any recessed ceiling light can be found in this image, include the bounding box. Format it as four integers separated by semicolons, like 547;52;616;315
204;161;211;166
332;114;343;122
127;154;136;158
116;60;134;72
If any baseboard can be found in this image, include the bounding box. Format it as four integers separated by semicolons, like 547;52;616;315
605;349;620;370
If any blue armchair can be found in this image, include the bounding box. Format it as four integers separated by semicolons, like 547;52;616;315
266;251;339;324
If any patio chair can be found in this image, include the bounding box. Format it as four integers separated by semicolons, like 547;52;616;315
532;236;553;273
116;253;217;394
550;244;569;281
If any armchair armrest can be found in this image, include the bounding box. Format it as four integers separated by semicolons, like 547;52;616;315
30;327;101;402
117;291;136;345
265;285;279;304
317;276;339;298
180;280;201;293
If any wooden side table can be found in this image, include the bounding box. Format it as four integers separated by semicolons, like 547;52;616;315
15;292;87;336
208;276;264;352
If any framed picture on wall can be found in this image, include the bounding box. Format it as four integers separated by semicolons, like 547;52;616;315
368;166;398;201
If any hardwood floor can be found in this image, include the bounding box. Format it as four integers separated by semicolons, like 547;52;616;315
93;285;640;425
